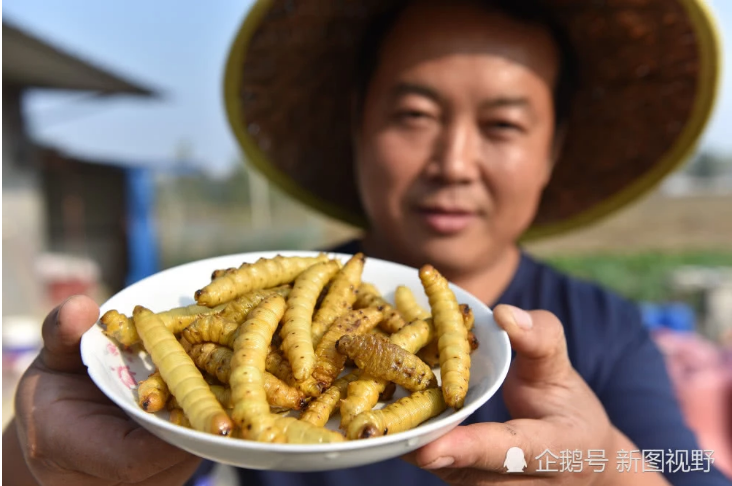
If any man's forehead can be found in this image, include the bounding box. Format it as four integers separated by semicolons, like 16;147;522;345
377;2;560;88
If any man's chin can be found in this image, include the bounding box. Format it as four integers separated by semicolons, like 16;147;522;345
404;236;492;273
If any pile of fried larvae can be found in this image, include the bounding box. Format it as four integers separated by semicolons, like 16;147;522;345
101;253;478;444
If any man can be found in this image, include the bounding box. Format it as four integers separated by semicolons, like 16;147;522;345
5;0;730;485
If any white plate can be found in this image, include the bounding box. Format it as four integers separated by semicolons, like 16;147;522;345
80;251;511;472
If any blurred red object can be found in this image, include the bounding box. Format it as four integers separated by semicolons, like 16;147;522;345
652;329;732;479
35;253;100;308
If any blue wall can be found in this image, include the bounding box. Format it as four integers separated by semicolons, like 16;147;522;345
124;167;159;285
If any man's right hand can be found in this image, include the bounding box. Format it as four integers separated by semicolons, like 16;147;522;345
11;295;203;486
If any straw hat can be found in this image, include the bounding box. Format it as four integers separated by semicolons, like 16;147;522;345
224;0;720;239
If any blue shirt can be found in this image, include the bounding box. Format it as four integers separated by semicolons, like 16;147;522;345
188;241;731;485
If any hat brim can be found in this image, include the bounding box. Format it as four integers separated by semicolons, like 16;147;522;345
224;0;721;240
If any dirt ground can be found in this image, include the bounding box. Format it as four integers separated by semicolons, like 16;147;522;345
524;192;732;256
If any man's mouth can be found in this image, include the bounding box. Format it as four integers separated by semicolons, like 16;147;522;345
414;205;478;235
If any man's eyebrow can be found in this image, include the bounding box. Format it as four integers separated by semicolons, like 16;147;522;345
480;97;533;114
390;82;443;104
481;97;530;110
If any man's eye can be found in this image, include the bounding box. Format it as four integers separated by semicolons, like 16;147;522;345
396;110;430;120
482;121;523;134
488;121;518;130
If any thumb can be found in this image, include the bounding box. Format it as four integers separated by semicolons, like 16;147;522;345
493;304;571;384
407;421;543;473
40;295;100;373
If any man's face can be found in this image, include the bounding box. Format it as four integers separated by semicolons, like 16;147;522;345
354;2;560;273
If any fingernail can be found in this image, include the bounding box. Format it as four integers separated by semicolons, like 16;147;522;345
422;456;455;469
510;306;533;330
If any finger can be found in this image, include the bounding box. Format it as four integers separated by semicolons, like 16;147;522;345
40;295;100;373
493;305;570;383
44;403;201;483
407;421;557;474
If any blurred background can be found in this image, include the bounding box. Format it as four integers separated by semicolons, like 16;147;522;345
2;0;731;480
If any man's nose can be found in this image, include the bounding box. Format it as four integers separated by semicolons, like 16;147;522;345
429;119;482;184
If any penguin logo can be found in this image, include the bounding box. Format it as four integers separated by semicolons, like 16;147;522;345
504;447;527;473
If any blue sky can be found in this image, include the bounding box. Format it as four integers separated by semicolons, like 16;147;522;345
4;0;732;178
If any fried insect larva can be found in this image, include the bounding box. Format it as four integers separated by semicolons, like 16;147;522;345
419;265;470;410
271;416;345;444
167;384;231;410
211;267;237;280
263;371;308;411
181;340;233;385
303;308;383;396
101;302;225;348
394;285;431;322
336;334;436;392
101;310;137;347
181;286;292;349
460;303;475;331
339;317;433;427
137;370;169;413
133;306;232;436
265;346;297;386
181;314;240;348
369;327;390;339
354;283;406;334
339;372;386;428
219;285;292;323
416;339;440;368
169;408;192;428
389;318;434;354
182;336;306;411
280;260;342;381
195;254;329;307
467;331;479;352
311;253;365;346
417;305;475;367
299;372;360;427
418;335;479;368
210;385;233;409
346;388;446;440
230;295;286;441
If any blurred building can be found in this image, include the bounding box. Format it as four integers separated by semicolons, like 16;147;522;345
2;20;159;318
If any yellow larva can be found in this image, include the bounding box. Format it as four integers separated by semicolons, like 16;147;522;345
280;260;342;381
419;265;471;410
394;285;431;322
137;370;169;413
219;285;292;323
336;334;437;392
133;306;233;436
339;317;434;427
230;295;286;441
181;338;306;411
102;302;225;347
299;372;360;427
346;388;446;440
354;283;407;333
311;253;365;347
271;416;345;444
339;371;386;428
303;308;382;396
195;254;328;307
